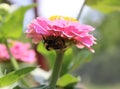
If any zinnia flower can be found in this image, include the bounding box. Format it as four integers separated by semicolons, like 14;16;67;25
0;41;36;63
0;44;9;60
26;16;96;53
10;41;36;63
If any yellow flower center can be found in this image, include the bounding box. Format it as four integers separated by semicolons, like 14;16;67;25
49;16;77;22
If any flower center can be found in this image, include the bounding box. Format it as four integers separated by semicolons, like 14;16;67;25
43;36;66;50
49;16;77;22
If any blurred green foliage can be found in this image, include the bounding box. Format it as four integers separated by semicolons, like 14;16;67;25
76;0;120;84
86;83;120;89
79;11;120;84
0;3;36;88
0;0;11;4
97;12;120;52
0;4;35;42
86;0;120;13
37;42;92;89
57;73;79;87
0;4;9;23
0;67;35;87
37;42;92;76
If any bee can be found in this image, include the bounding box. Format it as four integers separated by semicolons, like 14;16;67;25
42;36;66;51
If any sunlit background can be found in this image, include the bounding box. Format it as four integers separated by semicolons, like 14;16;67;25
0;0;120;89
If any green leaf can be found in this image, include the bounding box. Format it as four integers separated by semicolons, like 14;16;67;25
57;74;79;87
0;67;35;87
69;50;92;72
61;48;73;75
37;42;74;75
37;42;56;68
13;85;47;89
13;86;21;89
0;4;35;39
86;0;120;13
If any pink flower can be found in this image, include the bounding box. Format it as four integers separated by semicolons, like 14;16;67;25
26;16;96;52
0;44;9;60
10;41;36;63
0;41;36;63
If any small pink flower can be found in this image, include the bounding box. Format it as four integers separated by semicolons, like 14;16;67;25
10;41;36;63
26;16;96;52
0;44;9;60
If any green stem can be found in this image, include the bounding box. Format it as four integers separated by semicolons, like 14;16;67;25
48;50;65;89
5;41;30;88
5;41;19;70
76;0;86;20
21;79;30;88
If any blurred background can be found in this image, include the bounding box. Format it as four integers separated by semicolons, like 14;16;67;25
0;0;120;89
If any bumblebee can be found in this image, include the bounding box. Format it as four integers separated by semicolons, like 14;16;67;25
42;36;66;51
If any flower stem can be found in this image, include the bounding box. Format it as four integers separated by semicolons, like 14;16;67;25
76;0;86;20
5;41;30;88
5;41;19;70
48;50;65;89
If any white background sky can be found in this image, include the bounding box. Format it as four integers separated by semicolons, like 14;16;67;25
10;0;85;28
38;0;84;18
11;0;84;17
10;0;101;29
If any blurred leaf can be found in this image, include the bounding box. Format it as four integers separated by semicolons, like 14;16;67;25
37;42;92;76
37;42;56;68
96;12;120;52
57;74;79;87
0;0;11;4
0;3;9;24
0;67;35;87
78;11;120;84
13;85;47;89
86;0;120;13
13;86;22;89
61;48;73;75
69;50;92;72
37;42;73;74
86;0;99;5
0;4;35;39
